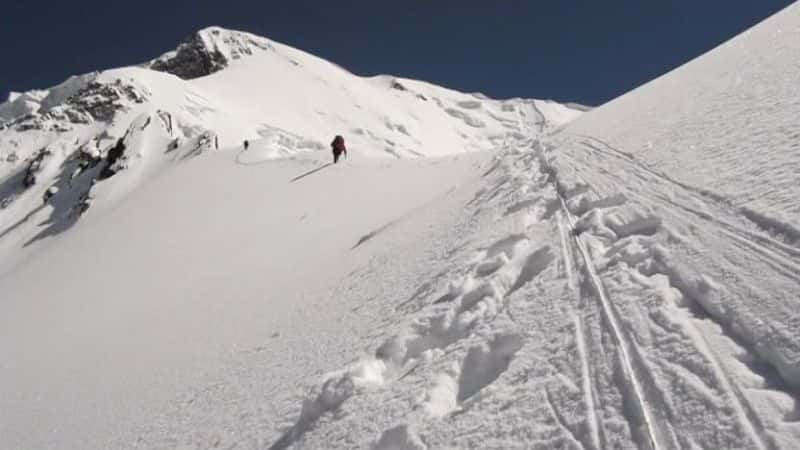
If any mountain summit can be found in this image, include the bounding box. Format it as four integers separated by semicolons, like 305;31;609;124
148;27;277;79
0;27;582;265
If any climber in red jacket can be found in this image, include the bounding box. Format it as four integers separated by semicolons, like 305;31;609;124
331;135;347;164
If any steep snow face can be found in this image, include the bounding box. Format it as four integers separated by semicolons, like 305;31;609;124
0;27;582;270
563;3;800;230
534;4;800;449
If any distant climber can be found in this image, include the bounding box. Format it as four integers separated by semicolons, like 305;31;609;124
72;191;93;218
244;140;249;150
331;135;347;163
42;186;58;205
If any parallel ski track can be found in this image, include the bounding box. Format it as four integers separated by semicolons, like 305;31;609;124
570;135;800;284
572;134;800;262
546;136;785;450
564;136;782;450
538;142;665;450
557;209;601;450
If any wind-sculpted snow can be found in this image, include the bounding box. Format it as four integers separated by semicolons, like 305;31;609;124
565;2;800;229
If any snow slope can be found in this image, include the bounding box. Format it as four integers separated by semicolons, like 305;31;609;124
2;4;800;450
563;9;800;234
0;26;580;273
0;26;582;450
0;148;497;449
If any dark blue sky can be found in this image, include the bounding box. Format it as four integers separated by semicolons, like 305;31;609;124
1;1;793;106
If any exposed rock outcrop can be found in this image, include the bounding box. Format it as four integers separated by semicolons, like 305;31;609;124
148;27;274;79
150;33;228;79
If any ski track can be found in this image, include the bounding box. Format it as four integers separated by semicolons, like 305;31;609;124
558;134;800;385
574;135;800;262
253;133;800;449
544;148;669;450
541;134;800;449
559;211;602;450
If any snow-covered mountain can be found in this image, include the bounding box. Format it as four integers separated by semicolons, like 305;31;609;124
0;26;582;271
2;4;799;450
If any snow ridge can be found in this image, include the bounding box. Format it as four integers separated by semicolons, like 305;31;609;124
0;26;582;271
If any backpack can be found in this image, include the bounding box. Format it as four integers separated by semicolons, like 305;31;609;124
332;135;345;150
